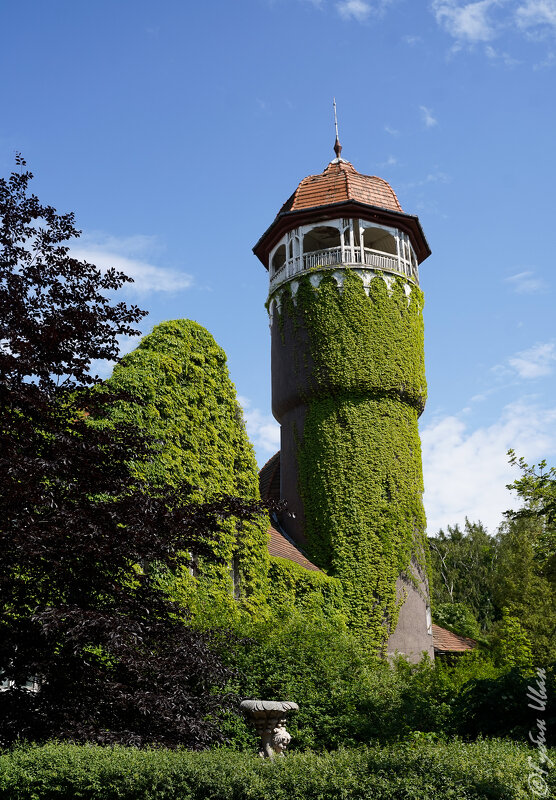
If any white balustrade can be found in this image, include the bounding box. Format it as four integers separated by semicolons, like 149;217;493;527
269;245;418;294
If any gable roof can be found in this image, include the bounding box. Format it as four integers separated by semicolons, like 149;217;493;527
259;451;280;502
259;452;321;572
432;623;477;654
268;524;321;572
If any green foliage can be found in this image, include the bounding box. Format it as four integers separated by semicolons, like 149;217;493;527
428;520;496;628
103;319;270;614
494;516;556;664
218;609;555;748
434;602;483;641
274;272;428;650
491;609;534;668
221;609;381;750
0;739;549;800
266;557;344;616
453;665;556;744
507;451;556;531
427;509;556;664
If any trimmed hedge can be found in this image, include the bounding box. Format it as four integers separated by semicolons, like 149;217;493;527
0;739;552;800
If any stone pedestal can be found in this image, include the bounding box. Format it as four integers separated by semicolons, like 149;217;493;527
239;700;299;758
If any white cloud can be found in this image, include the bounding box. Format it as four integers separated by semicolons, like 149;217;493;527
337;0;373;19
508;341;556;378
72;233;193;294
431;1;556;51
431;0;499;42
403;34;423;44
422;398;556;533
485;43;520;63
516;0;556;31
506;270;546;293
384;125;400;136
420;105;438;127
378;155;399;167
238;396;280;459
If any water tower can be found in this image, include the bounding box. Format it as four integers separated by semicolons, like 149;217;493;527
254;131;433;659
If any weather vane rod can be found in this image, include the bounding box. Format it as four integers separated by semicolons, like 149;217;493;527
333;97;343;160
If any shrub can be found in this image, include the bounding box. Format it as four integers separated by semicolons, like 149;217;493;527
219;612;549;748
0;739;550;800
433;602;483;641
453;665;556;744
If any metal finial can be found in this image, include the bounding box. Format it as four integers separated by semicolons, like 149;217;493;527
333;97;342;160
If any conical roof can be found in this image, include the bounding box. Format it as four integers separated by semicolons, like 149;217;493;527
279;160;403;215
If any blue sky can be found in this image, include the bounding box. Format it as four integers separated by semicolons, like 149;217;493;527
2;0;556;534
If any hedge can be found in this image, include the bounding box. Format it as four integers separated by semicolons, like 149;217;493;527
0;739;552;800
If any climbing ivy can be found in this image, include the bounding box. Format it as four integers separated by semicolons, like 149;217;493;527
267;556;344;617
273;270;428;651
104;319;270;615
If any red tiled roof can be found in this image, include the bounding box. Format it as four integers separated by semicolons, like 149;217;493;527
259;452;321;572
268;524;321;572
432;623;477;654
259;451;280;502
280;160;403;215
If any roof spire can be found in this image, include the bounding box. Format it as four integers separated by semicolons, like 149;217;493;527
333;97;343;160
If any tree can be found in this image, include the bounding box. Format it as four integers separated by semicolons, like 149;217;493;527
102;319;270;618
0;158;266;747
506;451;556;582
487;452;556;663
428;519;497;629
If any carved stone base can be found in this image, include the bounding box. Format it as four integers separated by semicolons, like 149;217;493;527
239;700;299;758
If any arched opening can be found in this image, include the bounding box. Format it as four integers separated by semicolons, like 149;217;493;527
362;226;397;256
303;225;341;254
271;244;286;276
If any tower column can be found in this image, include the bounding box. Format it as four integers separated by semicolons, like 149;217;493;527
254;147;433;659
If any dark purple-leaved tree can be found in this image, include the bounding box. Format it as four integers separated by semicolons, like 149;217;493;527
0;157;262;748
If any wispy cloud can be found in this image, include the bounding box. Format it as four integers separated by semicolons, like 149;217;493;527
422;398;556;533
238;396;280;461
378;155;399;167
336;0;395;20
337;0;373;20
516;0;556;33
431;0;499;43
431;1;556;53
403;34;423;44
72;233;193;294
401;169;450;192
506;270;546;294
485;43;521;64
384;124;400;136
420;105;438;127
508;341;556;378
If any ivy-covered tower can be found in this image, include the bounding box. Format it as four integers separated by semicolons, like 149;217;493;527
254;137;434;659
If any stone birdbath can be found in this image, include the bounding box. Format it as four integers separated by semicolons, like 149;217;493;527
239;700;299;758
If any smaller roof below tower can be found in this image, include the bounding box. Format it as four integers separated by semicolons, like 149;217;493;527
280;160;403;215
432;624;477;655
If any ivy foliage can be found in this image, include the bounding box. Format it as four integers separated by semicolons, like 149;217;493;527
267;556;344;617
273;271;428;649
103;319;270;614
